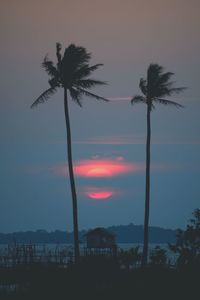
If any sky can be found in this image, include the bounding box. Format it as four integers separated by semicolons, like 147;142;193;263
0;0;200;233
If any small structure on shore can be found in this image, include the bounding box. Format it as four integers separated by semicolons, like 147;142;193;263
85;227;116;256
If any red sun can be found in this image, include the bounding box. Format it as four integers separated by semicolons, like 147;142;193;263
74;159;138;178
85;187;116;200
52;157;144;178
86;167;112;177
88;191;113;199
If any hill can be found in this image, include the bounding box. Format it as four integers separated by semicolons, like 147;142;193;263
0;223;177;244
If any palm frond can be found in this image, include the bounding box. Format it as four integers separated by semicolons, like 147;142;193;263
167;87;187;94
77;88;109;102
74;79;107;89
48;77;60;88
147;64;163;85
74;64;104;80
147;64;164;96
61;45;93;85
131;95;146;105
32;44;107;109
85;64;103;72
155;86;186;98
42;55;58;78
71;45;91;64
148;64;164;78
31;87;57;108
63;44;91;70
69;88;82;107
56;42;62;65
157;72;174;86
145;64;186;99
139;78;147;95
154;98;184;108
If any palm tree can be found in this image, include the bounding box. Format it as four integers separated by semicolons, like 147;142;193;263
131;64;185;267
31;43;108;263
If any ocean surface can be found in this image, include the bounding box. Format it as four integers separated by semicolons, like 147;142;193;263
0;242;169;251
0;242;177;261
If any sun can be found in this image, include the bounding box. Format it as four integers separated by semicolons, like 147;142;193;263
86;167;112;177
87;191;113;200
72;157;140;178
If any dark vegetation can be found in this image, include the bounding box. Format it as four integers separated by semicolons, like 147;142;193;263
0;209;199;299
0;224;176;244
0;262;199;300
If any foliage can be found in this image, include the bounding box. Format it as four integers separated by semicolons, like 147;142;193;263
118;246;142;269
31;43;108;108
131;63;185;109
169;209;200;269
149;246;167;267
1;264;199;299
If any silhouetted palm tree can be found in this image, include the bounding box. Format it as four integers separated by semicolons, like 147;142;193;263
131;64;185;267
31;43;108;263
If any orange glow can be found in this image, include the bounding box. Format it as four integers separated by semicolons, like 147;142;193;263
74;159;139;177
84;187;116;200
86;167;112;177
88;191;113;199
51;157;144;178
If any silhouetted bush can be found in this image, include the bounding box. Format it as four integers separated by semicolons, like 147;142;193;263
118;246;142;269
149;246;167;267
169;208;200;269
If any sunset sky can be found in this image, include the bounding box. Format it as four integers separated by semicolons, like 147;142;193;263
1;0;200;233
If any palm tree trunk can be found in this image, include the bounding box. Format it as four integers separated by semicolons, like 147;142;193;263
141;103;151;267
64;88;80;263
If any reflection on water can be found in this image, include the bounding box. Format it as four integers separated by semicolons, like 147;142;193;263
84;186;115;200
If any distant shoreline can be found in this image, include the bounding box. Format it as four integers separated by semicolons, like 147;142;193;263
0;223;177;244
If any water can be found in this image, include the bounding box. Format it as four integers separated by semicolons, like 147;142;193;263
0;242;171;254
0;242;177;262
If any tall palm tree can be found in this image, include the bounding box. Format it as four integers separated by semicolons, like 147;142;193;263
31;43;108;263
131;64;185;267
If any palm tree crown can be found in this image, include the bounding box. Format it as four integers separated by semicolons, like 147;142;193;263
131;63;185;108
31;43;108;108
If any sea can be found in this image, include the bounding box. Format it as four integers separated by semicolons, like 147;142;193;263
0;242;177;262
0;242;169;251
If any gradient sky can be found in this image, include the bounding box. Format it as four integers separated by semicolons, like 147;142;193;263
1;0;200;233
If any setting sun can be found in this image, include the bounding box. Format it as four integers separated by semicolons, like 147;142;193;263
86;167;112;177
88;191;113;199
73;158;140;178
83;186;120;200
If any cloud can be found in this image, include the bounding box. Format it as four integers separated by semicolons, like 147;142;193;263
108;96;132;101
74;134;145;145
107;95;198;103
73;134;200;146
116;156;125;161
25;156;188;178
